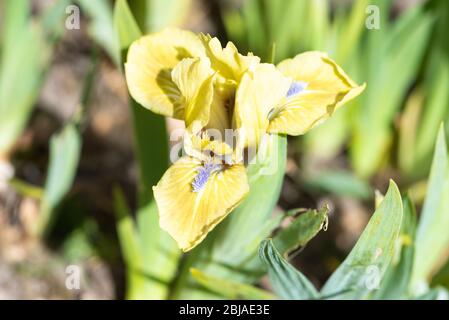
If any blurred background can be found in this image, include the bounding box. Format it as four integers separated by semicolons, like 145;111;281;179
0;0;448;299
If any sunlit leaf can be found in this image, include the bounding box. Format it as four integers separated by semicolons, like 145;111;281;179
78;0;120;65
273;207;328;256
374;196;416;299
114;0;142;51
113;186;142;270
352;7;433;177
303;170;373;200
412;125;449;290
0;0;48;155
259;239;319;300
321;180;403;299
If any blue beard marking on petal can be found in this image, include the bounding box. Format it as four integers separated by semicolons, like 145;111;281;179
192;163;223;193
286;81;308;98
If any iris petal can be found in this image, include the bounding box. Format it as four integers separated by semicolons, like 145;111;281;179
200;34;260;82
268;51;365;135
171;57;215;128
153;157;249;251
125;28;205;118
233;63;291;149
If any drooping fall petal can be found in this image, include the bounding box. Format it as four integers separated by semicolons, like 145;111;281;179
269;51;365;135
153;156;249;251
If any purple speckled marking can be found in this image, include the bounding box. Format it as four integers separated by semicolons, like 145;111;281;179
286;81;308;98
192;163;222;192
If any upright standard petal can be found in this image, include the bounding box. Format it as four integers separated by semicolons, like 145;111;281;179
172;57;234;134
153;157;249;251
269;51;365;135
125;28;205;118
200;34;260;82
206;77;235;134
233;63;291;150
171;57;215;128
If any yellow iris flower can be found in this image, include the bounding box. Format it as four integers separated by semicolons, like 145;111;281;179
125;28;365;252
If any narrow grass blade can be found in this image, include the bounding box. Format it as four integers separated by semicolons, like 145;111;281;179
335;0;369;65
0;0;49;155
303;170;373;200
113;186;143;270
78;0;120;65
412;125;449;290
414;66;449;177
37;124;82;236
398;88;425;177
9;178;44;200
242;0;266;58
145;0;191;32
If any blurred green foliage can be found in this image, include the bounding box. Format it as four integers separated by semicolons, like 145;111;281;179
223;0;448;183
0;0;83;236
259;126;449;300
0;0;59;155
